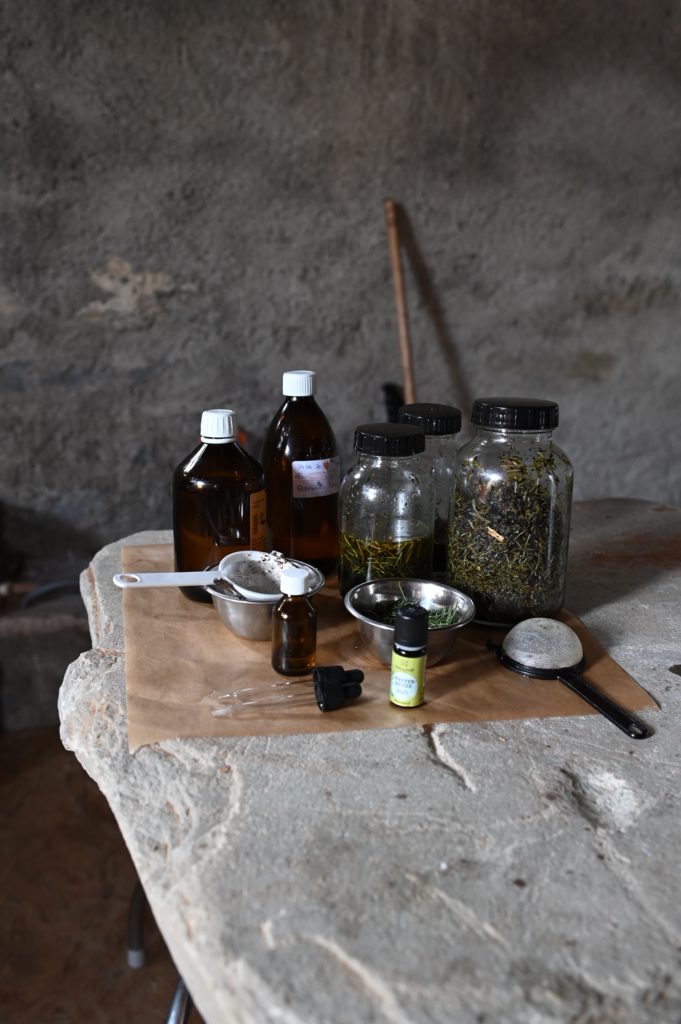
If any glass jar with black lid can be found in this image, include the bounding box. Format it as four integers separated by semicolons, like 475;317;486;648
446;397;573;624
398;402;462;574
339;423;435;595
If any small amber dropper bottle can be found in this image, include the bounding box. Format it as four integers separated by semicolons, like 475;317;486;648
271;566;317;676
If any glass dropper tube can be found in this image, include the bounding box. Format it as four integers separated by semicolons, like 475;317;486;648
211;666;364;716
212;677;314;716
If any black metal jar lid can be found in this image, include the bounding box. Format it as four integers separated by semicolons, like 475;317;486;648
353;422;425;456
398;403;462;436
471;397;559;431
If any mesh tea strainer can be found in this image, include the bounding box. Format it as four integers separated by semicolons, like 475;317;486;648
488;617;651;740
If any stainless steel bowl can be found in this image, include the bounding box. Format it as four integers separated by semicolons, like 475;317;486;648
344;577;476;666
207;561;325;641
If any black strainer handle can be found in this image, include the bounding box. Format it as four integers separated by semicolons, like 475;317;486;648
557;668;652;740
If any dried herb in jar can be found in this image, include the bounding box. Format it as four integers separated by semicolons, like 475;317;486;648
447;448;567;623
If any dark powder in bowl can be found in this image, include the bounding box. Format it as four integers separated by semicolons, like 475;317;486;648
227;560;282;595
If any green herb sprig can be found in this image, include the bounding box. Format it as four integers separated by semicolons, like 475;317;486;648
340;531;433;595
367;586;462;629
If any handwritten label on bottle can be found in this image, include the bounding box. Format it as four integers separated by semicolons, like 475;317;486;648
291;457;340;499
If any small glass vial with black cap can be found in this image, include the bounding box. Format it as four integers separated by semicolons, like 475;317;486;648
338;423;435;595
272;566;317;676
390;605;429;707
398;403;462;574
447;397;573;625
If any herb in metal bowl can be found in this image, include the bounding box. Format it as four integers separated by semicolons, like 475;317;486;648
363;588;462;629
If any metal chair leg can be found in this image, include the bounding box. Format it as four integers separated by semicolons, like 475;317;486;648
127;877;194;1020
165;977;193;1024
127;879;147;968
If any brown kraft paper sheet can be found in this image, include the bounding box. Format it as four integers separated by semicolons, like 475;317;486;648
120;544;658;752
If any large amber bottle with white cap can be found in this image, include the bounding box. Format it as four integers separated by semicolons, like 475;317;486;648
261;370;340;575
173;408;267;602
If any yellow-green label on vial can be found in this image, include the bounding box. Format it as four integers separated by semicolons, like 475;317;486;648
390;652;426;707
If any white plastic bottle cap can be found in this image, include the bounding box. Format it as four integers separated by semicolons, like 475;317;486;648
200;409;237;444
280;566;310;595
282;370;315;397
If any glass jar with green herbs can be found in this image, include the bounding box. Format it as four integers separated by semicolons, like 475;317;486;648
339;423;435;595
446;398;573;624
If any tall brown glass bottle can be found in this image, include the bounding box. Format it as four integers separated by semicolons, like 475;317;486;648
173;409;266;602
261;370;340;576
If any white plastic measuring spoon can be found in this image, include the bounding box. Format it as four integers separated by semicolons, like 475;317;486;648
112;551;319;600
113;570;222;589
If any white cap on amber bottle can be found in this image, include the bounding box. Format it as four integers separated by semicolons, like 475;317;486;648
282;370;315;396
280;565;310;595
200;409;237;444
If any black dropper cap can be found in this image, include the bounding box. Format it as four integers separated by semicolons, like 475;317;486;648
398;403;462;436
313;666;364;712
393;605;429;650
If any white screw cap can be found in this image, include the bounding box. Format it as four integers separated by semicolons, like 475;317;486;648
200;409;237;443
280;566;310;595
282;370;315;396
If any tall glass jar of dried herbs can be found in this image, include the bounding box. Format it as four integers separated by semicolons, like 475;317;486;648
339;423;435;595
446;398;573;624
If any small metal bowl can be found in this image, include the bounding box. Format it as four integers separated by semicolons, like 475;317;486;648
207;560;325;641
344;577;476;666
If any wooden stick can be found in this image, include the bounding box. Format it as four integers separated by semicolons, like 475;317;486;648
384;198;416;404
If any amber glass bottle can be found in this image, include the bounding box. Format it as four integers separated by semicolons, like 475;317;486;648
173;409;267;603
261;370;340;575
271;566;317;676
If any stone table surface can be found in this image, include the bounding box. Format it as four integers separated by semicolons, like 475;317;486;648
59;500;681;1024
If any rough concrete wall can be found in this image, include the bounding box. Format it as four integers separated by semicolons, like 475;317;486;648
2;0;680;564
